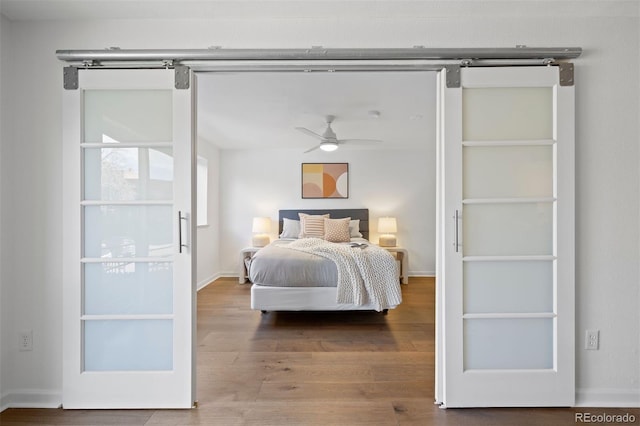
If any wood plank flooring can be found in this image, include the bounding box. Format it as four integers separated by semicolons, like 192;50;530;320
2;277;638;425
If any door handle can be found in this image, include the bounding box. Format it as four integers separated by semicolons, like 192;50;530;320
453;209;460;253
178;211;188;253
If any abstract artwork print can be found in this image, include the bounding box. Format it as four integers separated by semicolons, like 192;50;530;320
301;163;349;199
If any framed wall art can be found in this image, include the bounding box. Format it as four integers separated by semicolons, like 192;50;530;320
301;163;349;199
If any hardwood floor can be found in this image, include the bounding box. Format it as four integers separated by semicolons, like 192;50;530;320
2;277;638;425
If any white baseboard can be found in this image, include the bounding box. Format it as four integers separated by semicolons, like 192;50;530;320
197;273;222;291
219;272;238;278
1;389;62;412
409;271;436;277
575;388;640;408
3;388;636;412
197;272;242;291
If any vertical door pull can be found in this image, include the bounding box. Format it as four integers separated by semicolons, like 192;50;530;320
178;211;188;253
454;209;460;253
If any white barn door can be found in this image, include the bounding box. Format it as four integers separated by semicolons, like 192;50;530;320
62;69;196;408
439;66;575;407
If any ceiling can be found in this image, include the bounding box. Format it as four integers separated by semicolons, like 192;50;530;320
0;0;462;20
2;0;429;20
1;0;621;22
196;71;436;151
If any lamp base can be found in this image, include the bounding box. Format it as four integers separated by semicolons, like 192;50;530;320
379;235;396;247
252;234;270;247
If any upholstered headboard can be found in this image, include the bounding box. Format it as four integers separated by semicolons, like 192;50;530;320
279;209;369;240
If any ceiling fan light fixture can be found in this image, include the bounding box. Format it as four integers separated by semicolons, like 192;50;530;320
320;142;339;152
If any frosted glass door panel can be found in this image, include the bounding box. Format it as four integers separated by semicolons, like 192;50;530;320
464;318;553;370
84;147;174;201
84;205;173;258
463;88;553;141
64;69;194;408
83;90;172;143
84;263;173;315
463;146;553;198
441;66;574;407
463;203;553;256
464;261;553;313
84;320;173;371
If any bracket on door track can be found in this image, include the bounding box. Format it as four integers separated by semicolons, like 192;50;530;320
558;63;574;86
63;66;79;90
445;65;461;88
175;65;190;89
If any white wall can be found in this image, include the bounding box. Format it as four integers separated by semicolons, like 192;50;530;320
196;139;221;289
218;148;434;276
0;13;65;409
0;2;638;409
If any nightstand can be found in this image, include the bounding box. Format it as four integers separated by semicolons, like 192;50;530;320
239;247;260;283
379;246;409;284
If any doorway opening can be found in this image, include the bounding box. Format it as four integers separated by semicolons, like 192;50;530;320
193;69;439;406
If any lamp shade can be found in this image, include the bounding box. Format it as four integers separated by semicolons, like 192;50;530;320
378;217;397;234
252;217;271;247
378;217;397;247
252;217;271;233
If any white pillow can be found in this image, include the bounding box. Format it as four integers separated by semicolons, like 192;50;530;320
349;219;363;238
279;218;301;239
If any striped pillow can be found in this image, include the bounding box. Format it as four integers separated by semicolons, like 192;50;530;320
298;213;329;238
324;217;351;243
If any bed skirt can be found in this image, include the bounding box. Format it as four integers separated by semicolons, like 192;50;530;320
250;284;399;312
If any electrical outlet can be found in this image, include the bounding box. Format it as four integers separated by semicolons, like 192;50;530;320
585;329;599;350
19;330;33;351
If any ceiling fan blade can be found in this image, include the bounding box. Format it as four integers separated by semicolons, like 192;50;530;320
295;127;324;141
304;145;321;153
339;139;383;144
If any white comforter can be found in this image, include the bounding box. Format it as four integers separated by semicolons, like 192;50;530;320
282;238;402;311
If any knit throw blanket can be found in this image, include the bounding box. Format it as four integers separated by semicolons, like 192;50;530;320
283;238;402;311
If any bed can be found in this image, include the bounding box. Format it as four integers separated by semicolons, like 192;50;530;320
249;209;402;313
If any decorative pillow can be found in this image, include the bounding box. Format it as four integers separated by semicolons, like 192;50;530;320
280;218;301;239
349;219;363;238
324;217;351;243
298;213;330;238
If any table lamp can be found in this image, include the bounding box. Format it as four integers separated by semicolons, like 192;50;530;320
378;217;397;247
252;217;271;247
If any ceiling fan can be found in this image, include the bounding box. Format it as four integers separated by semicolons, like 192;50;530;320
295;115;382;153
